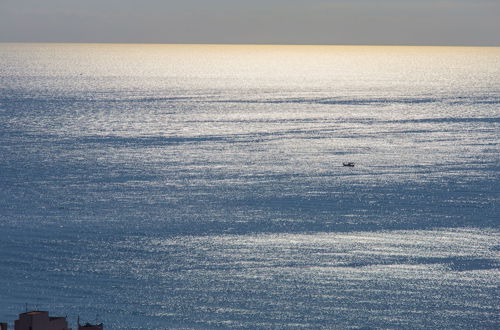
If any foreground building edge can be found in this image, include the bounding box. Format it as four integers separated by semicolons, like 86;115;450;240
1;311;103;330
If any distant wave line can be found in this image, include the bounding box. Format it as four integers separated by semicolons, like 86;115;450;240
1;94;499;106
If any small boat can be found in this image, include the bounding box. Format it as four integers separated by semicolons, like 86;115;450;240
343;162;355;167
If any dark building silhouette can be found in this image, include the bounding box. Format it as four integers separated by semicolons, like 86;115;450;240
14;311;71;330
77;317;102;330
1;322;8;330
77;323;102;330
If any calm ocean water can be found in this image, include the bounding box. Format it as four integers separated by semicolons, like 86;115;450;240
0;43;499;328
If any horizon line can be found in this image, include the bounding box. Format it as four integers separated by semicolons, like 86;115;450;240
1;41;499;48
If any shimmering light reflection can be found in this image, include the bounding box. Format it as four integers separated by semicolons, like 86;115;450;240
115;228;499;328
0;44;499;328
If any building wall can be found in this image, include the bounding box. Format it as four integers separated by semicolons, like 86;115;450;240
15;312;50;330
48;318;70;330
14;312;71;330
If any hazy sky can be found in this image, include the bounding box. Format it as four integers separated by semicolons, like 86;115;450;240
0;0;499;46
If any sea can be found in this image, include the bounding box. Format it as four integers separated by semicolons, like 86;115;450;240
0;43;499;329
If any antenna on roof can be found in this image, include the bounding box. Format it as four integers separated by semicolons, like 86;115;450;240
25;303;28;312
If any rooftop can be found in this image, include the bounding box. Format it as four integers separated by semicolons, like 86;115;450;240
23;311;48;316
